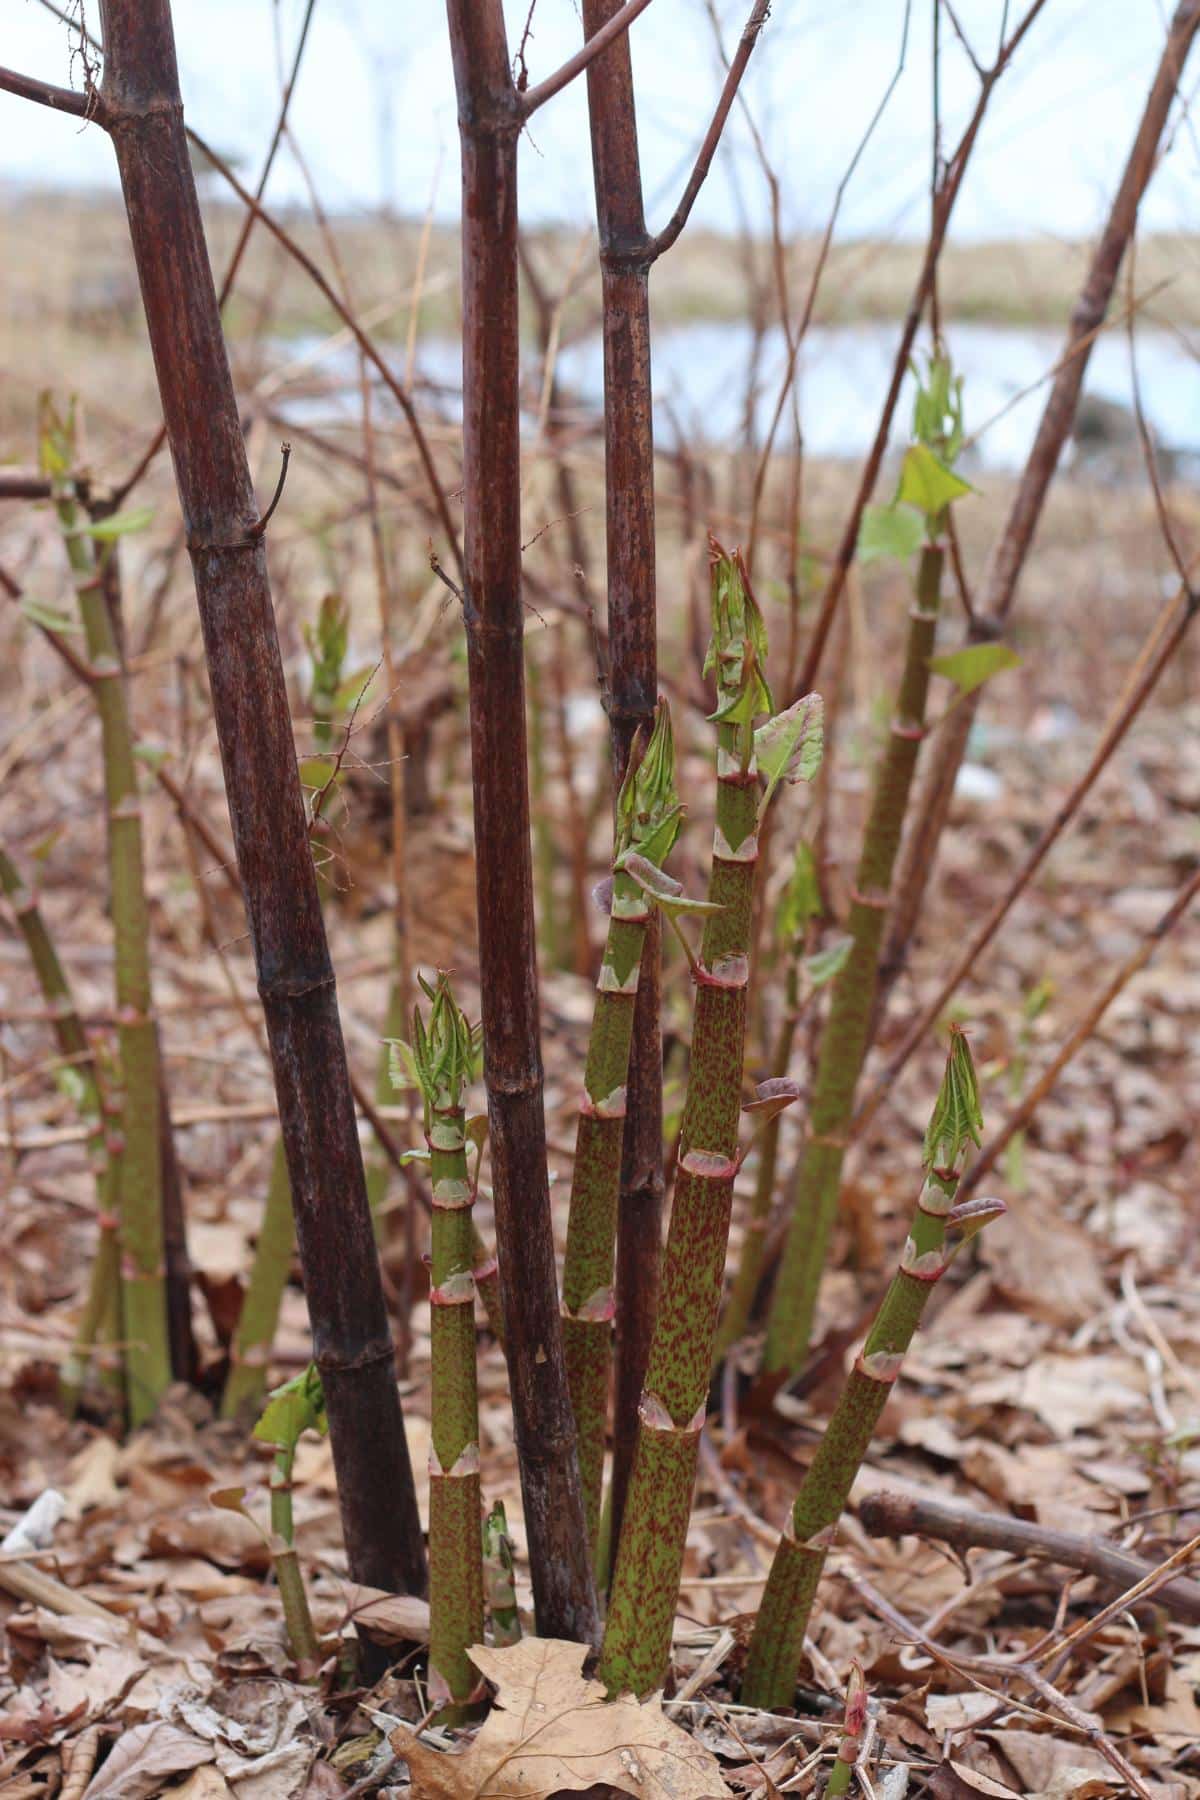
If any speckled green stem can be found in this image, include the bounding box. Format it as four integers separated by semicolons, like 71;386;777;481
428;1100;484;1712
599;737;758;1697
713;961;799;1364
744;1048;978;1706
54;485;168;1426
764;543;945;1377
562;873;651;1555
1;845;123;1410
221;1138;293;1419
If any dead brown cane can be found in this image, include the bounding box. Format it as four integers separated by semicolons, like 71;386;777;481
16;0;430;1611
444;0;599;1644
580;0;772;1565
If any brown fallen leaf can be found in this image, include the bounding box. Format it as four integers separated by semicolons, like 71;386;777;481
81;1720;213;1799
390;1638;730;1800
335;1582;431;1643
62;1725;102;1800
1027;1776;1116;1800
930;1759;1019;1798
170;1771;237;1800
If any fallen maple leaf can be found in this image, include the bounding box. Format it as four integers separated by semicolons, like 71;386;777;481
390;1638;730;1800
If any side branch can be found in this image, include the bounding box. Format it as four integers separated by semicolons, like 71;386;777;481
0;64;101;118
649;0;772;262
520;0;656;115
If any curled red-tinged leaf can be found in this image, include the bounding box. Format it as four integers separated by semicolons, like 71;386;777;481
742;1076;804;1121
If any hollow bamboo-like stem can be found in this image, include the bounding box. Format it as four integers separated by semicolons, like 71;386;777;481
0;844;122;1410
563;877;652;1556
428;1096;485;1712
221;1138;293;1420
48;468;169;1427
96;0;425;1600
580;0;664;1558
713;960;798;1363
445;0;598;1644
763;543;945;1379
274;1544;320;1668
265;1435;321;1668
562;706;678;1558
600;726;759;1694
743;1034;994;1708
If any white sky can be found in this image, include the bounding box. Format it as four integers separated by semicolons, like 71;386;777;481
2;0;1198;242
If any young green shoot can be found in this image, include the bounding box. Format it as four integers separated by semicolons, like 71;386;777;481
561;700;681;1558
764;351;980;1380
40;396;169;1427
743;1030;1004;1708
391;972;486;1716
212;1364;329;1669
599;543;823;1697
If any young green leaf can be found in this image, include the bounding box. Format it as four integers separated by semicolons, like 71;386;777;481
776;841;821;946
754;692;824;814
81;507;155;541
253;1363;328;1454
929;641;1021;696
804;933;853;988
896;444;974;520
858;503;925;565
20;597;82;635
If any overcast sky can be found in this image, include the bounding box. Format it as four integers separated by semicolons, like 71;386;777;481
2;0;1198;242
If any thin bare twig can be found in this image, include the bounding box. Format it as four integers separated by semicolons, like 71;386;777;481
520;0;656;115
649;0;773;261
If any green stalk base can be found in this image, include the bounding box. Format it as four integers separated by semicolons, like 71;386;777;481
563;1312;610;1555
740;1532;824;1709
221;1137;294;1420
429;1468;485;1710
598;1412;701;1697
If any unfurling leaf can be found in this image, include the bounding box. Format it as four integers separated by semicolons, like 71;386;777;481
253;1363;327;1453
929;641;1021;695
858;502;925;565
911;348;966;462
946;1194;1007;1244
896;443;974;519
923;1027;983;1174
615;699;682;870
388;1038;422;1093
621;852;725;920
805;932;853;987
754;691;824;814
390;1638;729;1800
705;540;773;721
743;1077;805;1122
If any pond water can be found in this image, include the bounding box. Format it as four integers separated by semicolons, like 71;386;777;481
281;318;1200;478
